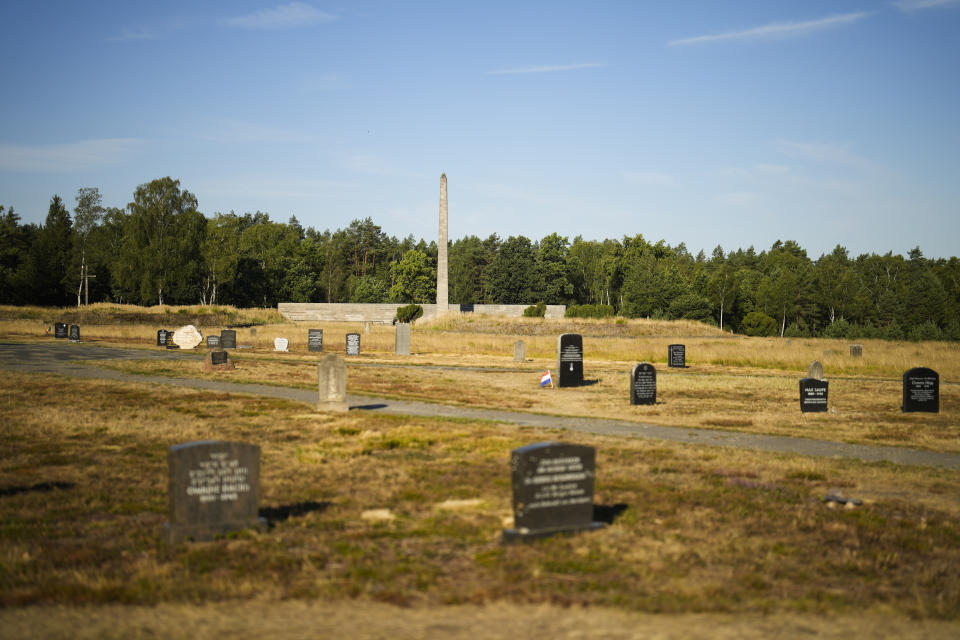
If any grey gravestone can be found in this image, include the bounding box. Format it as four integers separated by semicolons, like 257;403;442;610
307;329;323;353
514;340;526;362
807;361;824;381
503;442;604;542
557;334;583;387
346;333;360;356
54;322;68;339
220;330;237;350
668;344;686;368
631;363;656;405
850;344;863;357
902;367;939;413
211;351;229;366
395;323;411;355
165;441;266;543
799;378;829;413
207;335;221;349
69;324;80;342
157;329;171;347
318;353;348;412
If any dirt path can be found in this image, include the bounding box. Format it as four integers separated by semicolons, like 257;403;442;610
2;341;958;469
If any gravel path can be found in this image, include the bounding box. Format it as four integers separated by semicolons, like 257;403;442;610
3;341;958;470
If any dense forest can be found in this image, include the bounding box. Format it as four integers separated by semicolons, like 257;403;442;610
2;177;959;340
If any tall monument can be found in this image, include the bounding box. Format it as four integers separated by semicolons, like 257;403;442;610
437;173;449;312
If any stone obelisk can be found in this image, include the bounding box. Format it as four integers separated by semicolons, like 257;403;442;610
437;173;449;312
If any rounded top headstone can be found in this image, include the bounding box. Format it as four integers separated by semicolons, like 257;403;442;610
807;360;824;381
172;325;204;350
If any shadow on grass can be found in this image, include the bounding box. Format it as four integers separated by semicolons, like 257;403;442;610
351;403;388;410
258;500;333;527
593;503;628;524
0;481;76;497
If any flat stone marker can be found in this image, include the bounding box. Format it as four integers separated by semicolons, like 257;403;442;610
317;353;348;412
807;360;824;381
668;344;686;368
173;325;203;350
54;322;68;339
395;323;411;356
165;441;266;543
850;344;863;357
514;340;526;362
902;367;939;413
503;442;604;542
157;329;171;347
274;337;289;352
799;378;828;413
69;324;80;342
308;329;323;353
206;335;221;349
220;330;237;350
346;333;360;356
557;334;583;387
631;363;656;405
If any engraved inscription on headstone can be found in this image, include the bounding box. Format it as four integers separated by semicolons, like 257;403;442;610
807;361;824;381
346;333;360;356
54;322;68;339
307;329;323;353
69;324;80;342
206;335;221;349
514;340;526;362
172;325;203;350
220;329;237;350
395;322;411;356
202;350;233;371
799;378;829;413
503;442;605;542
557;334;583;387
274;337;289;352
631;363;656;405
902;367;939;413
165;441;266;543
157;329;171;347
850;344;863;357
668;344;686;368
211;351;229;366
317;353;348;412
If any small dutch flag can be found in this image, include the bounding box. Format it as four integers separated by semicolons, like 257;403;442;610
539;369;553;388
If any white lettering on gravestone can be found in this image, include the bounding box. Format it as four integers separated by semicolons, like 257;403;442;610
185;452;251;504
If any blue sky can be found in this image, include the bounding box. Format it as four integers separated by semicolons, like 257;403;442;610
1;1;958;258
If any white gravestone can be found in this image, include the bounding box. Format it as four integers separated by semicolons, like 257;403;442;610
172;325;204;350
274;337;289;352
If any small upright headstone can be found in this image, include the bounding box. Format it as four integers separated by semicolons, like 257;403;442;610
317;353;348;412
364;322;371;334
165;441;266;543
799;378;829;413
502;442;604;542
69;324;80;342
220;330;237;350
202;350;234;371
557;334;583;387
668;344;686;368
157;329;171;347
850;344;863;358
54;322;68;339
172;325;203;350
514;340;526;362
631;363;657;405
346;333;360;356
902;367;939;413
307;329;323;353
395;323;411;356
274;337;289;352
807;361;824;381
206;335;221;349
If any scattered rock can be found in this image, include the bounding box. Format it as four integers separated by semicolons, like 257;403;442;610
361;509;394;522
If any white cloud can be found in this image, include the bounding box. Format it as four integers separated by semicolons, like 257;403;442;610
621;170;676;187
774;140;873;170
107;28;159;42
485;63;605;75
0;139;144;172
668;12;869;46
221;2;337;30
893;0;960;10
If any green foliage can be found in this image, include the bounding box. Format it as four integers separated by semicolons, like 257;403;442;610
741;311;779;337
396;304;423;324
822;318;851;339
389;249;435;303
523;302;546;317
667;293;713;322
907;321;944;342
565;304;615;318
485;235;535;304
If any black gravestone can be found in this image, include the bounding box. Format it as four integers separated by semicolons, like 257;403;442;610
165;441;267;543
69;324;80;342
211;351;229;366
207;335;221;349
503;442;605;542
157;329;171;347
220;329;237;350
902;367;939;413
557;334;583;387
799;378;829;413
668;344;686;368
54;322;68;339
308;329;323;353
346;333;360;356
631;363;657;405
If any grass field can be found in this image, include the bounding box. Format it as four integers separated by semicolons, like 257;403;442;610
1;308;959;636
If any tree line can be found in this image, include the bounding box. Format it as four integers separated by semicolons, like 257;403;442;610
2;176;958;340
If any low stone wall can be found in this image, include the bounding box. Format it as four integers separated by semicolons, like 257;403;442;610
278;303;566;323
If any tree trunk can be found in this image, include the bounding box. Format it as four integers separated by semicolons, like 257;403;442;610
719;299;724;332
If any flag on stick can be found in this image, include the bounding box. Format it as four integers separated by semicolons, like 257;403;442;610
539;369;554;388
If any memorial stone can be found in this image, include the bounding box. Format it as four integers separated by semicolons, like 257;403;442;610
902;367;939;413
668;344;686;368
502;442;604;542
395;323;411;356
850;344;863;358
631;363;657;405
364;322;371;334
206;335;221;349
317;353;348;412
54;322;68;339
274;337;289;352
799;378;829;413
69;324;80;342
307;329;323;353
202;350;234;371
165;441;266;543
220;330;237;350
346;333;360;356
172;325;203;350
807;361;824;381
557;334;583;387
157;329;171;347
514;340;526;362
